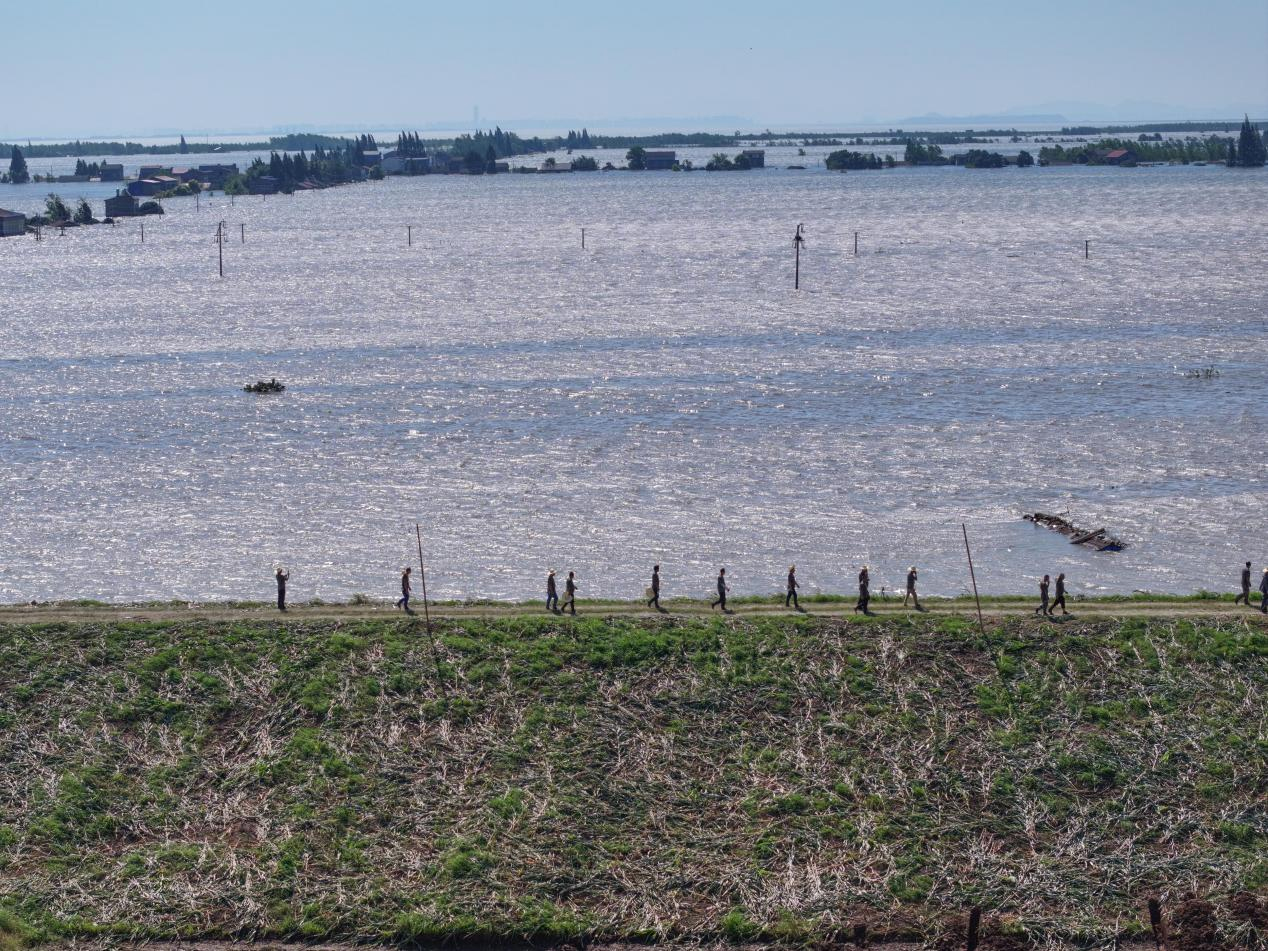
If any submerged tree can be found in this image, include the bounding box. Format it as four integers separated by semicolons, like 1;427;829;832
44;193;71;222
1233;115;1266;167
8;145;30;184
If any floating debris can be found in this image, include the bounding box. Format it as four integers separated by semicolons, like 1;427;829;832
1024;511;1126;551
1183;366;1220;380
243;378;286;394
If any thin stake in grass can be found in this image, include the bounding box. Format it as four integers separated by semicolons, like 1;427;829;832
962;523;986;637
1148;897;1169;951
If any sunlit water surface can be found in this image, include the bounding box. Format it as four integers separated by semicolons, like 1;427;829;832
2;162;1266;602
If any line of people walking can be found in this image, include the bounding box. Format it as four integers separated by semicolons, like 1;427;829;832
268;561;1268;616
1235;561;1268;613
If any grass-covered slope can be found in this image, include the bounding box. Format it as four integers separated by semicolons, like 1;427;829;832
0;614;1265;947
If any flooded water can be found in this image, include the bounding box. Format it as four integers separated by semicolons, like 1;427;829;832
2;159;1266;602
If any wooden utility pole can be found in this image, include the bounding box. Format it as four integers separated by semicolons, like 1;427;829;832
140;221;144;242
240;223;245;243
961;524;986;637
1085;240;1090;259
581;227;585;249
414;523;447;697
793;223;805;289
407;225;412;246
216;220;225;277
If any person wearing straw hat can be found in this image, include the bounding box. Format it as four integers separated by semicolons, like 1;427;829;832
904;566;922;611
1235;562;1252;605
396;566;414;615
854;566;871;615
785;565;800;611
1035;574;1051;617
564;570;578;615
546;569;559;613
275;566;290;612
1259;568;1268;614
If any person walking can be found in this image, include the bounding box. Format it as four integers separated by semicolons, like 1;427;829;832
546;569;559;613
396;566;414;614
785;565;801;611
904;566;922;611
275;566;290;612
1260;568;1268;614
1052;572;1069;615
711;568;730;613
647;564;662;611
854;566;871;615
1235;562;1252;605
564;570;578;615
1035;574;1050;616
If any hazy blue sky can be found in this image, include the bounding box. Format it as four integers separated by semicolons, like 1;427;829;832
5;0;1266;138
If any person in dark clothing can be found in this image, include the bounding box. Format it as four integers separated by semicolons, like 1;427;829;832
1235;562;1252;605
1035;575;1050;616
1260;568;1268;614
396;566;414;614
546;569;559;613
711;568;729;613
785;565;801;610
904;566;922;611
275;567;290;612
648;565;663;611
1052;572;1069;615
854;566;871;615
564;570;577;615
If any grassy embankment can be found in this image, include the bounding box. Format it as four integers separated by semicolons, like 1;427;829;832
0;612;1265;949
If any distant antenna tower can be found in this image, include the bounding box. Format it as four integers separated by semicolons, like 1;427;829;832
474;105;480;129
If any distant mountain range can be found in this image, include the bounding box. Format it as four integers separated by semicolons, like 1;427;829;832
893;100;1268;125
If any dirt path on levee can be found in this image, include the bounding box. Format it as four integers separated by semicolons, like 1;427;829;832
1;596;1262;626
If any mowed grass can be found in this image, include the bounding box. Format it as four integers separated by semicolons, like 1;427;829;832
0;613;1265;947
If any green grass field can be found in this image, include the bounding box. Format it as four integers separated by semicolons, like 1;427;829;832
0;613;1265;948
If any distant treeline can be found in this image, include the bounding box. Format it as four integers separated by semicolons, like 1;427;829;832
1061;120;1266;135
0;133;353;158
8;120;1265;164
1039;136;1237;165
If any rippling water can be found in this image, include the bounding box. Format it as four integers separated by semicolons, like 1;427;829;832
2;161;1266;602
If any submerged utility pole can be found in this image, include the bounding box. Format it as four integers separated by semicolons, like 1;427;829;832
581;227;586;249
215;220;225;277
793;223;805;289
240;223;245;243
407;225;412;246
1085;239;1090;259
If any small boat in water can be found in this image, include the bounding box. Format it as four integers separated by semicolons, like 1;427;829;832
243;378;286;394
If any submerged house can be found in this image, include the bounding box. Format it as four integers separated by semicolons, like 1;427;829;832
0;208;26;237
98;163;124;181
104;191;138;218
1103;148;1137;165
642;150;677;170
127;179;165;197
741;149;766;168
